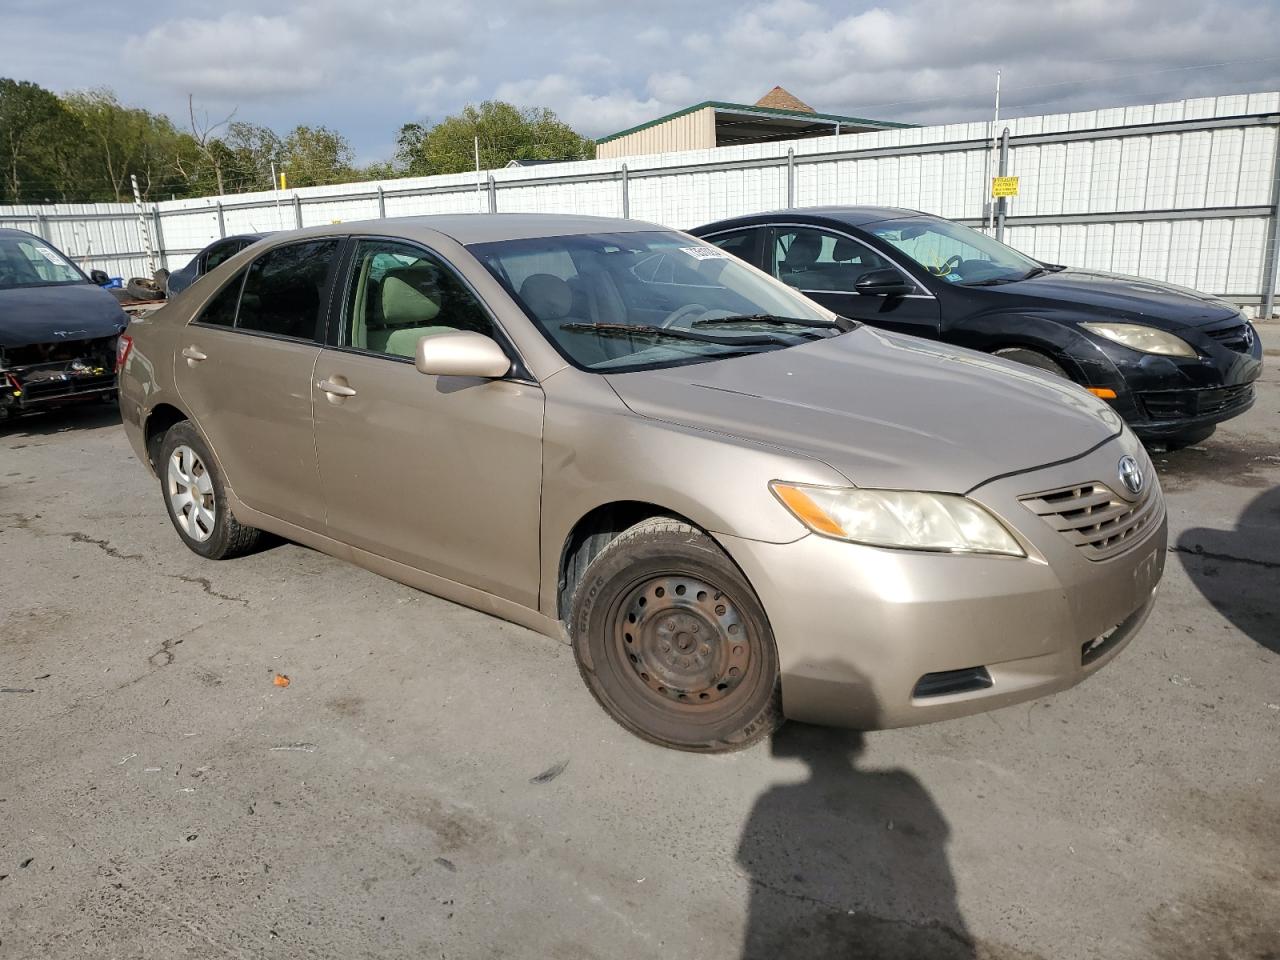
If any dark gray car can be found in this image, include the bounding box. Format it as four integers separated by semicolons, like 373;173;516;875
164;234;266;296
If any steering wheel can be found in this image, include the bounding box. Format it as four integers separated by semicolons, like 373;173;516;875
661;303;710;329
926;255;963;277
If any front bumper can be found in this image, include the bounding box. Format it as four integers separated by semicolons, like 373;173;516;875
1075;317;1263;441
716;432;1167;729
0;337;118;417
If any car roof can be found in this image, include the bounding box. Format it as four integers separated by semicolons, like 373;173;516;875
253;213;666;248
695;206;928;233
0;227;45;240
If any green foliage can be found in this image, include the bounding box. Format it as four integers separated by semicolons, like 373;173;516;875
0;80;595;204
395;100;594;176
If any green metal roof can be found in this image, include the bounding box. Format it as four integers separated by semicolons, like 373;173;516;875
596;100;914;145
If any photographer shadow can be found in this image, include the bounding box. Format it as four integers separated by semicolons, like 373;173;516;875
739;711;976;959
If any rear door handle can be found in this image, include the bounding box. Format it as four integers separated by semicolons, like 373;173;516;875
318;378;357;398
182;345;207;364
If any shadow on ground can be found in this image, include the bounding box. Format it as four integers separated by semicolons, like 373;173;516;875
1175;485;1280;655
737;723;979;960
1;401;122;439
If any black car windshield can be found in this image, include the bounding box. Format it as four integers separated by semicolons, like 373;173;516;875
866;217;1041;285
470;231;841;372
0;236;87;290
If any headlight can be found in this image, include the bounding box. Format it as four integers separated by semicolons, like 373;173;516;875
770;482;1025;556
1081;321;1196;358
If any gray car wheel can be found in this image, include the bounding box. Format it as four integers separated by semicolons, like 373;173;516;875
570;517;783;752
158;422;262;560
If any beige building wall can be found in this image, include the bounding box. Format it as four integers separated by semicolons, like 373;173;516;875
597;107;717;160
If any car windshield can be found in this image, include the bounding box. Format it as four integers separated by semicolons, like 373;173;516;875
866;217;1041;285
470;230;842;372
0;236;87;290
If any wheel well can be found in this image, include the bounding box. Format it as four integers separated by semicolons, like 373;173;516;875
557;501;697;621
144;404;188;469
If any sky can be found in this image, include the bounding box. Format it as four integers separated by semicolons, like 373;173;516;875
4;0;1280;163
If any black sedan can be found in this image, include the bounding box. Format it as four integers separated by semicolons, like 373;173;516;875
691;207;1263;448
0;228;128;421
163;233;266;296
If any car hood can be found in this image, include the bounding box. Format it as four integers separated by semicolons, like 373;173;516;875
0;283;129;349
984;267;1240;328
604;327;1122;493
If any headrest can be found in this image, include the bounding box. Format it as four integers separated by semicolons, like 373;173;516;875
785;232;823;268
519;273;573;320
381;267;441;326
832;237;861;262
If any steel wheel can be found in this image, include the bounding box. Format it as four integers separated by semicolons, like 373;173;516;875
166;444;215;542
615;575;753;707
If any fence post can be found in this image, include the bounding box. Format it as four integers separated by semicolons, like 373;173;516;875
1262;120;1280;320
377;185;386;219
293;195;303;229
786;149;795;208
216;201;225;238
35;212;49;240
487;174;497;214
995;127;1010;244
621;164;630;218
151;205;167;272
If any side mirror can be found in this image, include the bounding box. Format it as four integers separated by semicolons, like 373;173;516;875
854;268;913;298
89;269;110;286
415;331;511;379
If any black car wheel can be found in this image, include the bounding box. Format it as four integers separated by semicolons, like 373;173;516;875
159;421;262;560
570;517;782;752
993;346;1070;379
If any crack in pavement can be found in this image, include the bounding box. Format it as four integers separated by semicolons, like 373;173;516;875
169;575;250;606
1169;544;1280;570
66;532;143;560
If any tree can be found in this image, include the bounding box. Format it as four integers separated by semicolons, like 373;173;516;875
187;94;236;196
63;89;195;201
221;121;284;192
0;78;81;202
395;101;594;177
281;125;357;188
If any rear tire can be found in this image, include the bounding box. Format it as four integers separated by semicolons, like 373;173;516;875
993;346;1070;379
570;517;783;752
158;421;262;560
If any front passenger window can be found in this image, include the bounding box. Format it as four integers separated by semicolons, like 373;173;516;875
341;240;497;359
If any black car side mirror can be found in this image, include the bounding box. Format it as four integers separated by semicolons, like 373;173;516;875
89;269;110;286
854;268;913;297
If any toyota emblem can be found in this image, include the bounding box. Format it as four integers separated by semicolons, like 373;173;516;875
1118;456;1144;496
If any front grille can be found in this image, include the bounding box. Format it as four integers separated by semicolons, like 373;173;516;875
1138;383;1253;422
1020;481;1162;561
1205;324;1254;353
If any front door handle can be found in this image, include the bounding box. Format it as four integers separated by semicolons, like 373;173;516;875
182;345;207;365
318;378;357;398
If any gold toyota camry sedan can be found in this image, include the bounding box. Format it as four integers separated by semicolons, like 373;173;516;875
117;215;1166;751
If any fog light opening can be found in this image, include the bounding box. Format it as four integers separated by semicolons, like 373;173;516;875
912;666;993;699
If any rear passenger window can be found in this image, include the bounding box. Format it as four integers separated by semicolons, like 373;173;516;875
237;239;340;341
196;271;245;327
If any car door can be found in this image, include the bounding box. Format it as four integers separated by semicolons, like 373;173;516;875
763;226;940;339
311;237;544;608
175;237;342;530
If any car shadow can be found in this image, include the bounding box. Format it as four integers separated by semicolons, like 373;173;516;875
1175;485;1280;655
0;401;122;438
738;720;975;959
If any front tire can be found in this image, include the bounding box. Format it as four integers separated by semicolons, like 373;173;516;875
158;421;262;560
993;346;1070;379
570;518;783;752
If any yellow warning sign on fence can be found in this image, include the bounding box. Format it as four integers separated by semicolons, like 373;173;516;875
991;176;1020;198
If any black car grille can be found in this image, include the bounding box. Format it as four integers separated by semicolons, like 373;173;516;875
1138;383;1254;421
1020;481;1163;561
1204;324;1255;353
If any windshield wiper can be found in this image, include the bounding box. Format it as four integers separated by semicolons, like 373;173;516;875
1021;266;1052;280
691;313;855;334
558;322;796;347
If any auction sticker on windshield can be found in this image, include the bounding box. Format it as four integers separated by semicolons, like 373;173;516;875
680;246;731;260
34;245;70;266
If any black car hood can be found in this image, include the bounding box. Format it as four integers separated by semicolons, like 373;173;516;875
983;268;1240;328
0;284;128;349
